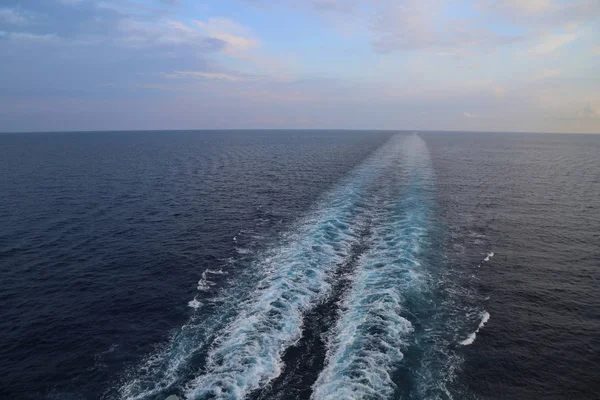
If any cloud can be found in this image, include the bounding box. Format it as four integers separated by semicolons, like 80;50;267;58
578;103;599;119
477;0;600;31
247;0;521;54
0;8;31;25
310;0;358;13
166;71;262;82
494;87;506;97
529;33;577;54
533;69;561;80
193;18;259;55
167;21;193;33
2;0;599;134
116;18;226;49
2;31;59;43
157;0;182;6
189;17;294;82
369;1;440;52
243;0;357;13
490;0;552;14
0;2;245;102
366;0;522;53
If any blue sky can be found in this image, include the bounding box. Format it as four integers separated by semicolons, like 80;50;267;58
1;0;599;133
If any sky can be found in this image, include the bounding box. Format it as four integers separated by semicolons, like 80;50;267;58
0;0;599;133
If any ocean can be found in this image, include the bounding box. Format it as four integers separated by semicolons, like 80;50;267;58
0;130;598;400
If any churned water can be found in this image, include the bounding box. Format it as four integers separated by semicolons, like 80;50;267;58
0;130;598;400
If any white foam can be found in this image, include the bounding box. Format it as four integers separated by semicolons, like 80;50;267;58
483;252;494;262
197;269;226;291
184;218;359;399
188;299;202;310
184;136;410;400
459;311;490;346
312;135;435;400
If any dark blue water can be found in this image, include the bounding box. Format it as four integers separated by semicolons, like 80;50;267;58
0;131;598;400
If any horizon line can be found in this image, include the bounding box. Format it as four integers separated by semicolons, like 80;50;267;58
1;128;599;136
0;128;600;135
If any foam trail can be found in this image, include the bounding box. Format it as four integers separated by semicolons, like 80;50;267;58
116;135;405;400
312;135;434;400
188;299;203;310
197;269;226;292
459;311;490;346
183;137;408;400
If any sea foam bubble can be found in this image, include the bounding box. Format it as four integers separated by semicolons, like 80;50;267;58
459;311;490;346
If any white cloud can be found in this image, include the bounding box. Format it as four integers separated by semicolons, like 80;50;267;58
578;102;599;119
116;18;224;49
167;21;193;33
0;8;30;25
368;0;521;54
166;71;260;82
496;0;552;14
189;17;296;82
158;0;182;6
529;33;577;54
310;0;357;13
480;0;600;32
193;18;259;54
56;0;82;5
4;32;59;42
533;69;561;80
3;0;599;134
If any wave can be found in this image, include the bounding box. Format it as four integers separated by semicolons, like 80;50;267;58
311;135;435;400
188;299;203;310
197;269;227;292
184;136;409;400
477;251;495;268
115;135;405;400
459;311;490;346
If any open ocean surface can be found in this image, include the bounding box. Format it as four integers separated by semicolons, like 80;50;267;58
0;130;598;400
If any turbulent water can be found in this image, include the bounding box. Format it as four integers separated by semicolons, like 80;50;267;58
0;130;598;400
